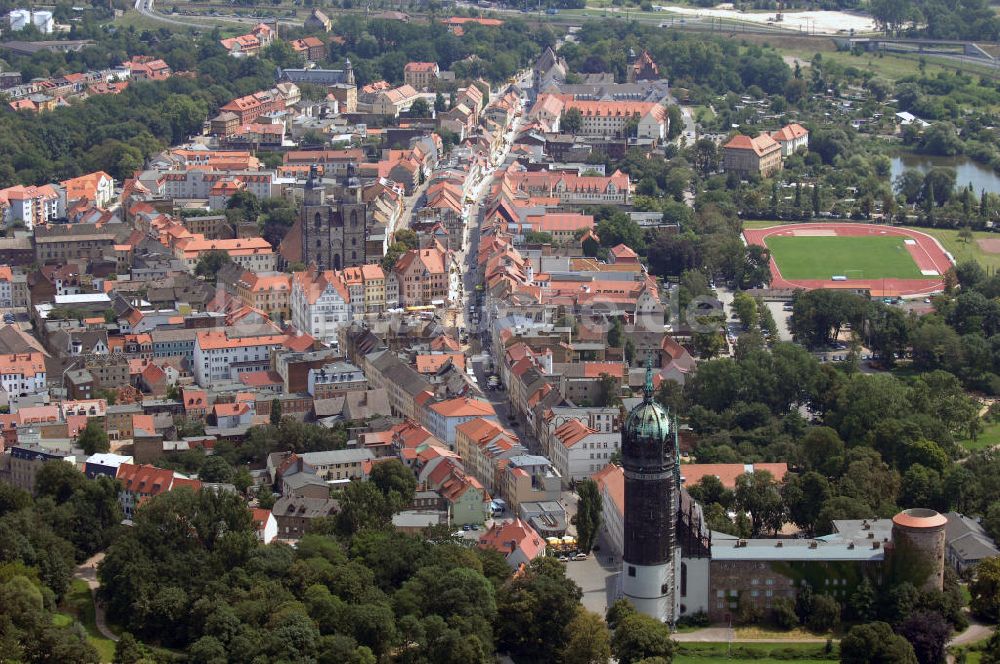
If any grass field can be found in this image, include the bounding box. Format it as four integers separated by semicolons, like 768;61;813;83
904;226;1000;272
765;235;924;280
56;579;116;662
958;420;1000;452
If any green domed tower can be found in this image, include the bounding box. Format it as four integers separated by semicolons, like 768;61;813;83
621;360;678;622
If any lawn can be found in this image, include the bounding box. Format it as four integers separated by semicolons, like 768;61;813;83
905;226;1000;272
764;235;924;280
56;579;116;663
958;420;1000;452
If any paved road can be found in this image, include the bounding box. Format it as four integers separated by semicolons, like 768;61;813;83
73;553;118;643
134;0;299;29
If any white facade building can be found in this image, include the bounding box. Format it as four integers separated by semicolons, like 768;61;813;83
291;270;352;345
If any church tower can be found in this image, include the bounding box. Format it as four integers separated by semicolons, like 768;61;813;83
621;362;678;622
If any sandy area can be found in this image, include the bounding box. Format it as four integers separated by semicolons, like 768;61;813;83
977;238;1000;254
654;5;877;35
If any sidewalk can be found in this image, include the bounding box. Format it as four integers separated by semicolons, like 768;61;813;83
73;552;119;643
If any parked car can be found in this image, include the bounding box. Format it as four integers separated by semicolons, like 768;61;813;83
573;552;588;561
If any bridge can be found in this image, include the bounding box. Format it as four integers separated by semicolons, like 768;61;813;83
842;36;997;63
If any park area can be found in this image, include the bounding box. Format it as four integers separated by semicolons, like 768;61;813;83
743;223;954;297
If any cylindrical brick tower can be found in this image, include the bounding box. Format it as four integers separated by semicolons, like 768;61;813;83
891;508;947;591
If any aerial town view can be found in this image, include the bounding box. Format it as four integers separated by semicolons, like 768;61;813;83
1;0;1000;662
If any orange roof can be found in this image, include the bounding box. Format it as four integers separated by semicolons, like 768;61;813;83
478;518;545;560
592;464;623;515
405;61;439;72
415;353;465;374
581;362;625;379
554;418;596;449
723;133;780;156
679;463;788;490
892;509;947;529
772;123;808;142
196;330;293;351
251;508;272;528
0;352;45;377
429;397;496;418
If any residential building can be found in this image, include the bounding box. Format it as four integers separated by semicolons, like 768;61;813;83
115;462;201;519
220;22;275;58
559;98;669;140
290;36;326;62
307;360;367;398
272;495;339;539
60;171;114;208
0;184;61;229
628;50;660;82
173;237;275;273
421;397;498;448
299;448;375;480
502;454;561;511
304;8;331;32
219;88;287;125
372;84;420;116
550;417;620;485
722;133;783;178
454;417;523;494
234;271;291;321
192;329;305;386
290;268;351;345
403;62;439;90
4;444;80;494
771;123;809;157
33;225;116;263
394;245;459;306
478;518;546;569
252;508;278;544
0;352;46;397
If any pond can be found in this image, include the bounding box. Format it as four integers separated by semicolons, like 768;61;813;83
890;154;1000;195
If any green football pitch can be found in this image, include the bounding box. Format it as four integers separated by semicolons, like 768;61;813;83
764;235;925;280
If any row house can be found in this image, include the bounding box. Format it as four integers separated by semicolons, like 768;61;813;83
423;455;489;526
337;264;387;314
454;416;523;494
192;329;311;386
306;360;367;398
0;352;47;398
500;166;632;206
116;462;201;519
125;56;171;80
502;454;561;511
393;244;460;307
363;349;432;421
173;236;275;273
290;268;351;346
548;417;620;486
403;62;440;90
419;396;499;448
234;271;291;321
219;87;287;125
0;265;28;308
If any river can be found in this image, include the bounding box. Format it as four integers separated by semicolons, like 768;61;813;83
890;154;1000;195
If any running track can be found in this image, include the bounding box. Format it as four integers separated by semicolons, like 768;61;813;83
742;223;955;298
